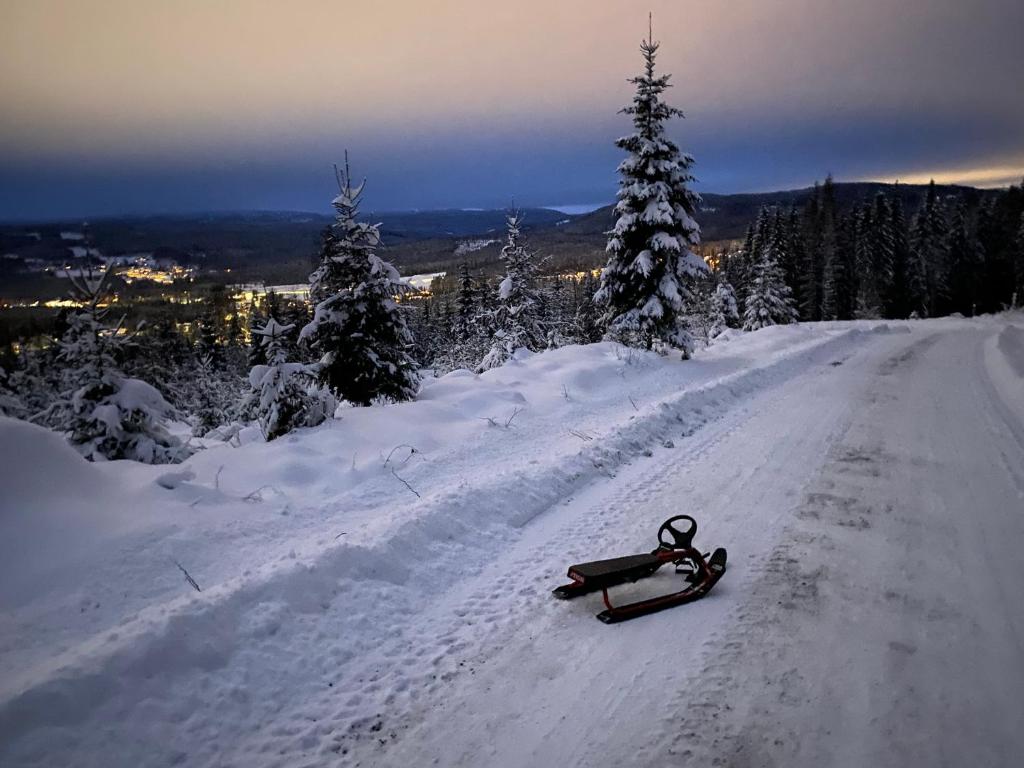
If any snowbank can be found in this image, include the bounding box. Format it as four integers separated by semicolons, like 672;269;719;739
0;418;163;606
985;318;1024;427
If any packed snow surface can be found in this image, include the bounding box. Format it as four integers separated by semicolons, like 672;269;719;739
2;315;1023;767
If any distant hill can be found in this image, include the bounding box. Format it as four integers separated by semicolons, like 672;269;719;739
0;207;571;283
0;183;1001;286
561;181;996;243
371;207;568;242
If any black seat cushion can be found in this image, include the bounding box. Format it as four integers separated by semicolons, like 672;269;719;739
568;553;661;586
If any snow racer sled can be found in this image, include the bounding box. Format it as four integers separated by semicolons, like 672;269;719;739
552;515;727;624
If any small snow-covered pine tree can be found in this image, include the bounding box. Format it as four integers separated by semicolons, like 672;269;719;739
596;19;707;355
743;224;798;331
477;212;545;371
190;352;243;437
454;262;480;342
446;262;487;369
300;156;420;405
43;267;190;463
246;317;334;441
711;280;740;336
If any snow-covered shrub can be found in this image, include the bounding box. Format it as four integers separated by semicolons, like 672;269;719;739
246;317;334;441
41;268;191;463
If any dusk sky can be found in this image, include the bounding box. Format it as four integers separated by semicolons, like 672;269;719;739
1;0;1023;220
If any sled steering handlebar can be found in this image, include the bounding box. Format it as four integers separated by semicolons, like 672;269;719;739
657;515;697;551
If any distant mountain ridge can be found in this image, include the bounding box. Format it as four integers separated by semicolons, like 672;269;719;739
0;182;1002;283
561;181;998;242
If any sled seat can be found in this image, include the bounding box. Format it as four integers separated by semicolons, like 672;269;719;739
567;553;662;588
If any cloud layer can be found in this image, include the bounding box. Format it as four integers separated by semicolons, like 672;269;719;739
1;0;1022;218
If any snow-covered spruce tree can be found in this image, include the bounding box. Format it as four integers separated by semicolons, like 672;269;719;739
743;221;798;331
596;21;707;355
190;352;244;437
42;267;190;463
300;157;420;406
477;212;546;371
720;248;747;316
6;344;60;418
544;275;571;348
712;279;740;335
446;261;487;369
454;261;480;342
245;317;333;441
683;273;716;348
406;299;439;370
854;194;895;319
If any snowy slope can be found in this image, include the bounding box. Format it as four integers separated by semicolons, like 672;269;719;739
2;316;1022;767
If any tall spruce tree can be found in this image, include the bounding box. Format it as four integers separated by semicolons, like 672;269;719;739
477;212;545;371
732;223;757;315
853;202;881;318
910;180;948;317
782;207;806;315
819;179;852;320
445;261;487;369
887;192;912;318
300;156;420;406
596;18;706;355
944;199;983;316
854;193;895;319
801;183;823;320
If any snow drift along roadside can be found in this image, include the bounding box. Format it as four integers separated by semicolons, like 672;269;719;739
0;326;868;747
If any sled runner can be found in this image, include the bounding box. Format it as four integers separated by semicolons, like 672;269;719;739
552;515;727;623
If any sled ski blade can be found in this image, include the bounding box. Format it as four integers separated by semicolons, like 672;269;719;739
595;547;727;624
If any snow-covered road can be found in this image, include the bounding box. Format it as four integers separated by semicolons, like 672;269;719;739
357;323;1024;768
2;318;1023;767
347;322;1024;768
